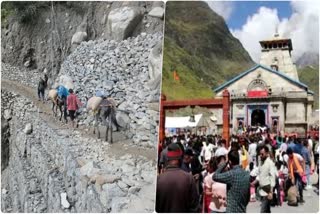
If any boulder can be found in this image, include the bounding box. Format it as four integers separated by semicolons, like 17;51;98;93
102;183;127;197
3;109;12;120
2;188;8;195
128;186;141;194
116;111;130;128
80;161;101;178
71;32;87;45
111;197;129;212
60;192;70;208
24;60;31;67
24;123;33;134
148;7;164;19
54;75;74;90
90;174;120;185
106;7;143;41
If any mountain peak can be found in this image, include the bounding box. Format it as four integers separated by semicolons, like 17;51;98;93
295;52;319;68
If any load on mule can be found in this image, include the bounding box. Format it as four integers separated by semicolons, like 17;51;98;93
86;93;121;143
47;85;69;123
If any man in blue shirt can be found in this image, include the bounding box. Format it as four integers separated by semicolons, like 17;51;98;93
288;136;296;152
294;138;304;156
301;140;311;189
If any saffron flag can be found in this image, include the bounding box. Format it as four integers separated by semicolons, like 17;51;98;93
173;70;180;81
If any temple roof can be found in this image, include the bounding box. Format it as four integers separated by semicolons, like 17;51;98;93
213;64;309;93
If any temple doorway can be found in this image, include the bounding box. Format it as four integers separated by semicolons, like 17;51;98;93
251;109;265;126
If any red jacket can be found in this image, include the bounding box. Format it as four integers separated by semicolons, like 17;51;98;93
67;94;80;111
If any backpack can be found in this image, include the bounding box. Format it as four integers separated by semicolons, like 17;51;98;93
287;185;298;206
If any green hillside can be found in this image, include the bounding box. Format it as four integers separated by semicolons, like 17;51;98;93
162;1;254;100
298;65;319;109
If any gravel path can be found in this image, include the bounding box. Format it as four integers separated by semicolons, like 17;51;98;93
1;78;156;161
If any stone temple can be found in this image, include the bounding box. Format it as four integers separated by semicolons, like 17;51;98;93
212;33;314;135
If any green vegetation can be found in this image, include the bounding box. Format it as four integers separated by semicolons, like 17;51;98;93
1;1;85;27
1;2;13;27
298;65;319;109
162;38;214;100
1;1;50;25
162;1;254;100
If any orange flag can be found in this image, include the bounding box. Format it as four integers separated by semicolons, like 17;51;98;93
173;70;180;81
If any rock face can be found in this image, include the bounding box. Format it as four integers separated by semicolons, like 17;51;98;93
1;117;10;171
1;89;156;212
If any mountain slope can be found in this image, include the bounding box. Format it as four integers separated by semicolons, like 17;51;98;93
162;1;254;100
296;52;319;109
298;65;319;109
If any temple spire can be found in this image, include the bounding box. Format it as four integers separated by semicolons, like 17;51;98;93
274;24;279;37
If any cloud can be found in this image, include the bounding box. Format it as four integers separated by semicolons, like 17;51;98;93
231;7;280;62
231;1;319;62
207;1;234;21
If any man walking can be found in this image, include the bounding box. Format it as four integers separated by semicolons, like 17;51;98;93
156;143;198;212
301;140;312;189
255;145;276;213
212;150;250;213
287;148;305;203
66;89;81;128
37;70;48;101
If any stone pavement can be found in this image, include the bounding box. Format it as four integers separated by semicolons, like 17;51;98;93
247;174;319;213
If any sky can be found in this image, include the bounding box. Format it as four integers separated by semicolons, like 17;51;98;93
207;1;320;62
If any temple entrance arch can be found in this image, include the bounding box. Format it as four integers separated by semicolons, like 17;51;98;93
251;109;265;126
159;89;230;146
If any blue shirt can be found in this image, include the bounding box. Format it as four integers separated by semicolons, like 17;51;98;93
288;142;296;151
301;147;311;165
294;143;303;156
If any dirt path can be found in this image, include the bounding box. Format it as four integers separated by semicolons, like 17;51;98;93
1;79;157;161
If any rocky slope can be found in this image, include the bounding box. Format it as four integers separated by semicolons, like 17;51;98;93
1;88;156;213
57;33;162;147
2;33;163;148
2;1;164;148
162;1;254;100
